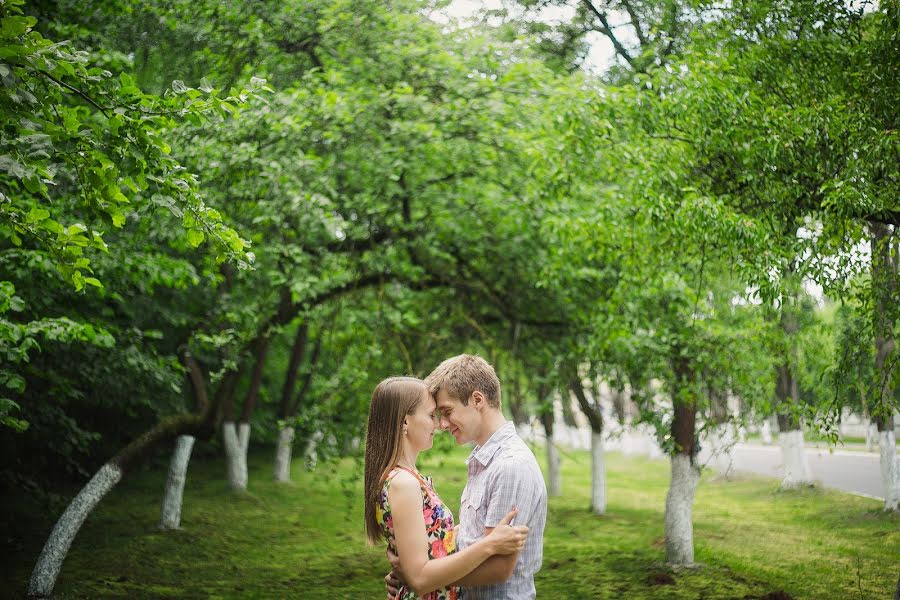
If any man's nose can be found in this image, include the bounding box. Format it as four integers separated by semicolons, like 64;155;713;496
439;415;450;430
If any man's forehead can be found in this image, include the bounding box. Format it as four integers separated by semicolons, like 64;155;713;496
435;389;463;408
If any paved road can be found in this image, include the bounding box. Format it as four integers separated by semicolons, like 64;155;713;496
704;443;887;500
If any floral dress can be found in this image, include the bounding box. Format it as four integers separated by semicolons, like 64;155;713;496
377;465;459;600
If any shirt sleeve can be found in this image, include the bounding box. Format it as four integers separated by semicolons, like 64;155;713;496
482;457;545;530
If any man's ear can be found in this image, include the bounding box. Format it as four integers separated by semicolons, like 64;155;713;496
471;390;486;409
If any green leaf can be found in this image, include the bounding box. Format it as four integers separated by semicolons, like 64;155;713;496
187;229;205;247
26;208;50;223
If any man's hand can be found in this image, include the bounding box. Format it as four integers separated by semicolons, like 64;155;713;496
384;569;400;599
384;547;403;598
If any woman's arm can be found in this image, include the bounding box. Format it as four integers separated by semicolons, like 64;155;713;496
388;472;525;596
451;543;518;586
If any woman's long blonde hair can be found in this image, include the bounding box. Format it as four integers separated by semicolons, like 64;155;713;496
363;376;426;544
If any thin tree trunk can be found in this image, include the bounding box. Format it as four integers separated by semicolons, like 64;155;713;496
591;432;607;514
761;417;773;445
159;435;195;530
539;407;561;496
861;391;874;452
871;221;898;510
877;416;900;510
274;426;295;482
224;337;269;491
570;378;605;514
223;421;250;490
304;431;325;470
273;323;309;482
776;341;813;487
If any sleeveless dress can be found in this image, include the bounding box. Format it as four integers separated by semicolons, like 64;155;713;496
377;465;460;600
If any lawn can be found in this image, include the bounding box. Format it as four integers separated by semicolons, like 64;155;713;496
3;442;897;599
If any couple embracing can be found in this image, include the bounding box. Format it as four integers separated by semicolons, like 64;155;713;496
364;355;548;599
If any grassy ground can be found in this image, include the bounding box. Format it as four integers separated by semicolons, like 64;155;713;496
3;443;897;599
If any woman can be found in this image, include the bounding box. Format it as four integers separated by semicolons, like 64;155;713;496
364;376;528;599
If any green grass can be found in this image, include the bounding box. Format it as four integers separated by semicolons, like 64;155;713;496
3;444;897;599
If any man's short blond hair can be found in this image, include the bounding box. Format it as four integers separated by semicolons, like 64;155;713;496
426;354;501;408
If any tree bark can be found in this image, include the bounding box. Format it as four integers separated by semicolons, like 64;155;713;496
539;407;561;496
665;453;699;566
27;407;213;598
570;378;605;513
590;432;607;514
871;221;898;510
223;421;250;490
877;416;900;510
665;356;699;567
274;426;295;482
775;304;813;488
159;434;195;530
224;336;269;491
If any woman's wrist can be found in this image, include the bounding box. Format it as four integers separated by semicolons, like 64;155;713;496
480;534;497;557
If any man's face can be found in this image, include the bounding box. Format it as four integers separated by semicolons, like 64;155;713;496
434;388;480;445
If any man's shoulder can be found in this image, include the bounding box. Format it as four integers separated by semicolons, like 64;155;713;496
494;435;539;463
488;444;544;481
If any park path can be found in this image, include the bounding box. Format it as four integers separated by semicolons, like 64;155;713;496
531;423;893;501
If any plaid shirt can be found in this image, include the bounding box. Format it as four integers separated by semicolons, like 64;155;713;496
457;422;547;599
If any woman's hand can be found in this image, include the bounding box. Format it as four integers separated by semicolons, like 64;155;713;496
486;508;529;555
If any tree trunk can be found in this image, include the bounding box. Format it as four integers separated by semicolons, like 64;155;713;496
761;418;773;445
877;416;900;510
273;426;295;482
27;407;213;598
871;221;898;510
665;357;699;567
28;463;123;597
304;430;324;470
591;432;606;514
273;323;308;482
570;378;604;513
862;393;874;452
223;421;250;490
778;418;813;488
159;435;195;530
776;358;813;487
539;409;561;496
665;453;699;566
222;336;269;491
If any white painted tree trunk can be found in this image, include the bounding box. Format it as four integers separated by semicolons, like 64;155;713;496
547;438;561;496
779;429;813;488
707;425;736;475
761;419;773;445
591;432;606;514
273;426;295;482
159;435;195;530
28;463;123;597
223;421;250;490
879;431;900;511
664;454;700;566
866;422;876;453
304;430;324;470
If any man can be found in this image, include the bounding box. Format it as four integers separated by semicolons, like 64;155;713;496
387;354;547;599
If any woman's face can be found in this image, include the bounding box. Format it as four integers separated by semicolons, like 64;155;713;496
405;389;438;452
